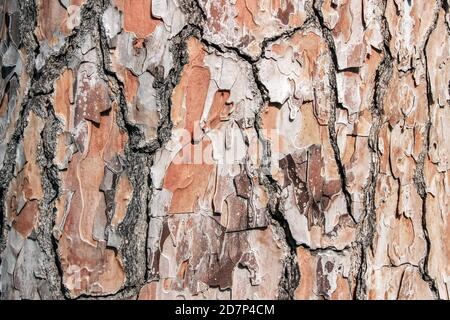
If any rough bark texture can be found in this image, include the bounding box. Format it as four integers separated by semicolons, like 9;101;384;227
0;0;449;300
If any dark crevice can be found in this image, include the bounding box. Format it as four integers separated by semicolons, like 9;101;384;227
412;1;443;300
355;47;392;299
298;243;351;254
37;104;66;299
353;0;393;299
312;1;355;225
97;2;150;296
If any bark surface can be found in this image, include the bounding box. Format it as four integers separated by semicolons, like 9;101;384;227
0;0;449;300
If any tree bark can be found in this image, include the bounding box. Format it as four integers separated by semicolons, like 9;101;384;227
0;0;449;300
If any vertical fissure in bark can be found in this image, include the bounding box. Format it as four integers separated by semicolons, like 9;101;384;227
252;76;300;300
184;0;304;299
356;12;393;299
312;0;355;224
312;0;368;299
96;2;149;295
37;102;65;299
0;0;125;299
412;0;443;299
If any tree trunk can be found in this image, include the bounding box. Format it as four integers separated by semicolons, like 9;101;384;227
0;0;448;300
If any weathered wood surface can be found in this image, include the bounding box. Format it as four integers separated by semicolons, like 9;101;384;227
0;0;449;300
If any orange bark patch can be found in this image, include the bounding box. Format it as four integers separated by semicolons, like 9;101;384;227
331;0;352;43
164;140;215;214
70;0;85;6
294;247;316;299
54;69;73;130
0;91;8;118
330;275;352;300
171;38;210;135
111;174;133;227
123;69;139;103
58;115;126;297
208;0;227;31
103;103;128;164
13;201;39;238
36;0;68;45
235;0;257;30
114;0;161;38
23;113;45;200
75;72;110;125
296;102;321;148
4;112;45;239
138;282;158;300
261;104;280;130
206;90;232;129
